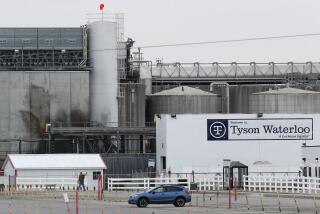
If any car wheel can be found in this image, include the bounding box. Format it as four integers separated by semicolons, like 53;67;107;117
137;198;148;208
174;197;186;207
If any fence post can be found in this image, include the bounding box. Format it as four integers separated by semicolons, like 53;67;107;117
259;193;264;211
76;190;79;214
216;187;219;208
8;202;12;214
245;193;250;210
228;176;231;209
202;192;205;207
314;195;318;214
234;177;237;201
293;194;300;213
109;178;113;192
277;191;281;212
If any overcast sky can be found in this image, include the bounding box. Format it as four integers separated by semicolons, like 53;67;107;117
1;0;320;62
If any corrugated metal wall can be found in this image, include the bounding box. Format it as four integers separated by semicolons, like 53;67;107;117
101;153;156;178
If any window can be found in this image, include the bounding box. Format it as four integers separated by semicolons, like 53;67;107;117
118;87;125;97
303;167;307;177
165;186;183;192
68;39;76;45
161;156;166;170
93;171;101;180
45;39;53;45
0;39;7;44
153;187;165;193
22;39;30;44
309;167;312;177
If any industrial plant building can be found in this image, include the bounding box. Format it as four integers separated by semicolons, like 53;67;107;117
1;14;320;178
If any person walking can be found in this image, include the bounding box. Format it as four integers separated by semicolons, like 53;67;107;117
78;172;86;191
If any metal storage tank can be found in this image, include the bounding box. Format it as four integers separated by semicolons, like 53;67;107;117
228;84;286;113
88;21;118;125
249;87;320;113
147;86;221;118
118;83;146;127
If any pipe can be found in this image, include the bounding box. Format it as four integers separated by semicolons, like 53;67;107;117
210;82;230;113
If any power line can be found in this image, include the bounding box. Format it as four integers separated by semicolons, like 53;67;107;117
1;33;320;54
83;32;320;52
134;33;320;49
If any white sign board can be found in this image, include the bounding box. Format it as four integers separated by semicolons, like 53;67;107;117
148;159;155;167
207;118;313;141
63;193;69;203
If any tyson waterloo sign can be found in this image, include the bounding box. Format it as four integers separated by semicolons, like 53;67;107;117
207;118;313;141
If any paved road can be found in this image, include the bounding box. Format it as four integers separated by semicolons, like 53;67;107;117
0;192;319;213
0;198;264;214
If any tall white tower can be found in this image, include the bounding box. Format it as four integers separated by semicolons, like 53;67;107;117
88;21;118;125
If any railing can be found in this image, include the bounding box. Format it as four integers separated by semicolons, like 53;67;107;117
108;177;190;191
197;176;223;191
50;121;154;128
16;177;78;189
161;174;224;191
243;175;320;194
142;62;320;79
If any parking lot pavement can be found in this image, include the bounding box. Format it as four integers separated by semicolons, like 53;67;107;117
0;192;319;214
0;198;266;214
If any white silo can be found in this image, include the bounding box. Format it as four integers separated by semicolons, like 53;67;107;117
88;21;118;125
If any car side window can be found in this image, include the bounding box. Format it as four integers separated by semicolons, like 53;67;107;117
153;187;165;193
165;186;183;192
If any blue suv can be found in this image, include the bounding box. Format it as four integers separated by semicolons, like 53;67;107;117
128;185;191;208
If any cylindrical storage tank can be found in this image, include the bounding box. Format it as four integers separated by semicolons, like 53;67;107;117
147;86;221;119
249;87;320;113
118;83;146;127
88;21;118;125
140;65;152;95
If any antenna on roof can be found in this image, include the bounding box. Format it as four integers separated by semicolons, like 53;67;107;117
99;3;105;21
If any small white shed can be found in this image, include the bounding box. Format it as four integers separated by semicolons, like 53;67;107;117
1;154;106;190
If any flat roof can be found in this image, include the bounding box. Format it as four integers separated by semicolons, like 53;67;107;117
2;154;106;170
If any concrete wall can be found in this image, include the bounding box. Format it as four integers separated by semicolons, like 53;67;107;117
0;71;89;157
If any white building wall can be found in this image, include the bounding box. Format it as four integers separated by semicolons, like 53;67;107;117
16;169;103;189
156;114;319;174
3;161;15;176
156;115;167;175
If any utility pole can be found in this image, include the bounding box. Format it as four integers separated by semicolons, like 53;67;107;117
18;138;22;154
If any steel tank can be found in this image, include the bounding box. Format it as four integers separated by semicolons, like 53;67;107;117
118;83;145;127
249;87;320;113
147;86;221;119
88;21;118;125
